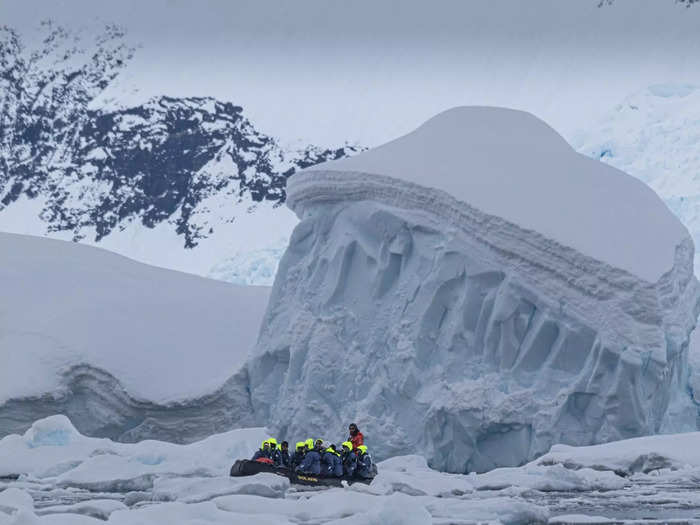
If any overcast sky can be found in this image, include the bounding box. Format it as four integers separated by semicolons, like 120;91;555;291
3;0;700;147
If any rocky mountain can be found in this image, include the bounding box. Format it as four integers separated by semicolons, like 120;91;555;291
1;94;356;248
0;23;358;283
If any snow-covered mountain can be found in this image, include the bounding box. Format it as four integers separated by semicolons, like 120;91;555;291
0;23;359;285
0;232;270;443
247;107;700;473
573;83;700;275
0;94;357;284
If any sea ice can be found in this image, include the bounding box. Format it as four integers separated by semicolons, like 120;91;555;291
5;416;700;523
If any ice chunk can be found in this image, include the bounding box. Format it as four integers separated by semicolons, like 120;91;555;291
367;456;473;497
537;431;700;475
24;417;79;449
36;500;127;521
0;415;268;485
0;488;34;515
249;107;700;472
323;494;432;525
106;501;295;525
549;515;616;525
473;464;626;492
153;474;289;502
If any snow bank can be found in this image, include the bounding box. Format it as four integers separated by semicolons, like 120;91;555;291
248;107;700;472
0;233;270;441
0;415;267;481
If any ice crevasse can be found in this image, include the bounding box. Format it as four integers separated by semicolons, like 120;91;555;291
247;106;700;473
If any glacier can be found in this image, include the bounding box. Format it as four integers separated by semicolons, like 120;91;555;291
247;106;700;473
572;83;700;278
0;232;268;442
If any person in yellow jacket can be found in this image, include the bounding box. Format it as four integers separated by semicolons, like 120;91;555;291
251;438;277;461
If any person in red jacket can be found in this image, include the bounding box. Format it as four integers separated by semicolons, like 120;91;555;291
348;423;364;450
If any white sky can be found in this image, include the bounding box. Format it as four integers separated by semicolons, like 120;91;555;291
3;0;700;147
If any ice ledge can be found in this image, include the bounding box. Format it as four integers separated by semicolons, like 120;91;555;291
287;169;700;355
0;364;254;443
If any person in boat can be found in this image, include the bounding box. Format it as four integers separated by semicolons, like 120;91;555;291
251;438;277;461
270;439;282;465
321;443;343;477
340;441;357;476
277;441;290;468
348;423;364;450
355;445;373;478
296;438;322;475
290;441;307;470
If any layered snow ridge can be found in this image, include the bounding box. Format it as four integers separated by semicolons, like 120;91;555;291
248;107;700;473
0;233;269;442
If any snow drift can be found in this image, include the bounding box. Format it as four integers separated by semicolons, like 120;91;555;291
247;107;700;473
0;233;269;442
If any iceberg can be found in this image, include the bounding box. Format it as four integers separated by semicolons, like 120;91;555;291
0;233;269;442
247;107;700;472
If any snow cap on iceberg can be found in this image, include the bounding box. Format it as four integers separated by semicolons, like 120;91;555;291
291;106;689;282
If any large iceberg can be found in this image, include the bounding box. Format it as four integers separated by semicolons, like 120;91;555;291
0;233;269;442
247;107;700;473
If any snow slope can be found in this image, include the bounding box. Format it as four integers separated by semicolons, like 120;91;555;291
248;107;700;473
0;232;269;441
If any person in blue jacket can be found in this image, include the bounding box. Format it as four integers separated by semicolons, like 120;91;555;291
296;438;321;475
321;444;343;477
340;441;357;476
268;440;281;465
355;445;374;478
290;441;307;470
251;438;277;461
277;441;290;468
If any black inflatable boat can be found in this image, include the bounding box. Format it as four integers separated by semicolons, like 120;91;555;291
230;459;375;488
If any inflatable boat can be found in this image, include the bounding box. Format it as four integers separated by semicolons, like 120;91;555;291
229;459;375;488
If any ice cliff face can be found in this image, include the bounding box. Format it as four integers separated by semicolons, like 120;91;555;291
247;107;700;473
